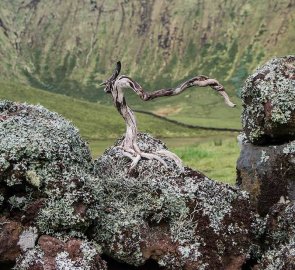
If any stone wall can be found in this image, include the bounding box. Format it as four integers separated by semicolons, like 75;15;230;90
237;55;295;216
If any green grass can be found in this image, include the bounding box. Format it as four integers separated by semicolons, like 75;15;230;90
128;86;242;129
171;138;240;185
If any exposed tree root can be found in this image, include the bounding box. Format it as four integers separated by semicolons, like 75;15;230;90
114;144;182;171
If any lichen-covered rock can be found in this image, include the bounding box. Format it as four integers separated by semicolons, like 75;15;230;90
264;202;295;248
257;242;295;270
91;133;258;269
241;55;295;145
0;100;92;188
237;133;295;216
0;100;269;269
255;202;295;269
0;100;110;268
0;100;98;233
14;235;107;270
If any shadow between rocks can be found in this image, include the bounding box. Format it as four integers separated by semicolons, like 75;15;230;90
0;261;14;270
102;254;163;270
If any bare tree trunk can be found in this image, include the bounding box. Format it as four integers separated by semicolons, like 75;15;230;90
101;62;236;170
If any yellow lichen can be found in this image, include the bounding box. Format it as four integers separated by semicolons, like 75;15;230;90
26;170;40;188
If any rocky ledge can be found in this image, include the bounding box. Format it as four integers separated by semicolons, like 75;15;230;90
92;134;258;269
236;55;295;269
0;100;260;269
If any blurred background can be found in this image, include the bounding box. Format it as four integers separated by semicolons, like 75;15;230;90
0;0;294;183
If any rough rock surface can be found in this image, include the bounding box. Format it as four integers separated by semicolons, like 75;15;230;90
0;100;106;269
14;235;107;270
255;202;295;269
0;100;98;233
237;56;295;267
0;100;262;269
8;99;295;269
241;55;295;145
92;133;258;269
237;133;295;216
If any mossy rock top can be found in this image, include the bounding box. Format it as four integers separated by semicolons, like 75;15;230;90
241;55;295;145
0;100;92;189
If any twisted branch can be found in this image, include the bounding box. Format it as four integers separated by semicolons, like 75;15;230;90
116;74;236;107
100;61;236;170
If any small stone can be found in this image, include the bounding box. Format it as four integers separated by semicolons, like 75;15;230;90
38;235;64;257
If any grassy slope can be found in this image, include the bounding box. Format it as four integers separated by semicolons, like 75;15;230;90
171;138;239;185
0;80;219;140
4;0;291;184
129;86;242;129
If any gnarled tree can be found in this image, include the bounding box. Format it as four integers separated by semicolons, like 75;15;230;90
100;61;236;170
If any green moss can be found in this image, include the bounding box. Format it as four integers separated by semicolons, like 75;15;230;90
8;195;27;210
26;170;41;188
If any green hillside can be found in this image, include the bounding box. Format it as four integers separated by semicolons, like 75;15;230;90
0;0;294;103
0;80;221;140
130;86;242;129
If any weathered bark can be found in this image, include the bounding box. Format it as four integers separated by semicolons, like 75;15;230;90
123;74;236;108
101;61;236;169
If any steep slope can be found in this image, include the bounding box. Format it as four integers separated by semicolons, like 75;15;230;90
0;0;294;102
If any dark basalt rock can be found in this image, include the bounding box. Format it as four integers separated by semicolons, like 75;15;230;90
241;55;295;145
0;100;106;269
255;202;295;269
0;100;97;233
0;99;92;190
236;56;295;269
236;133;295;216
